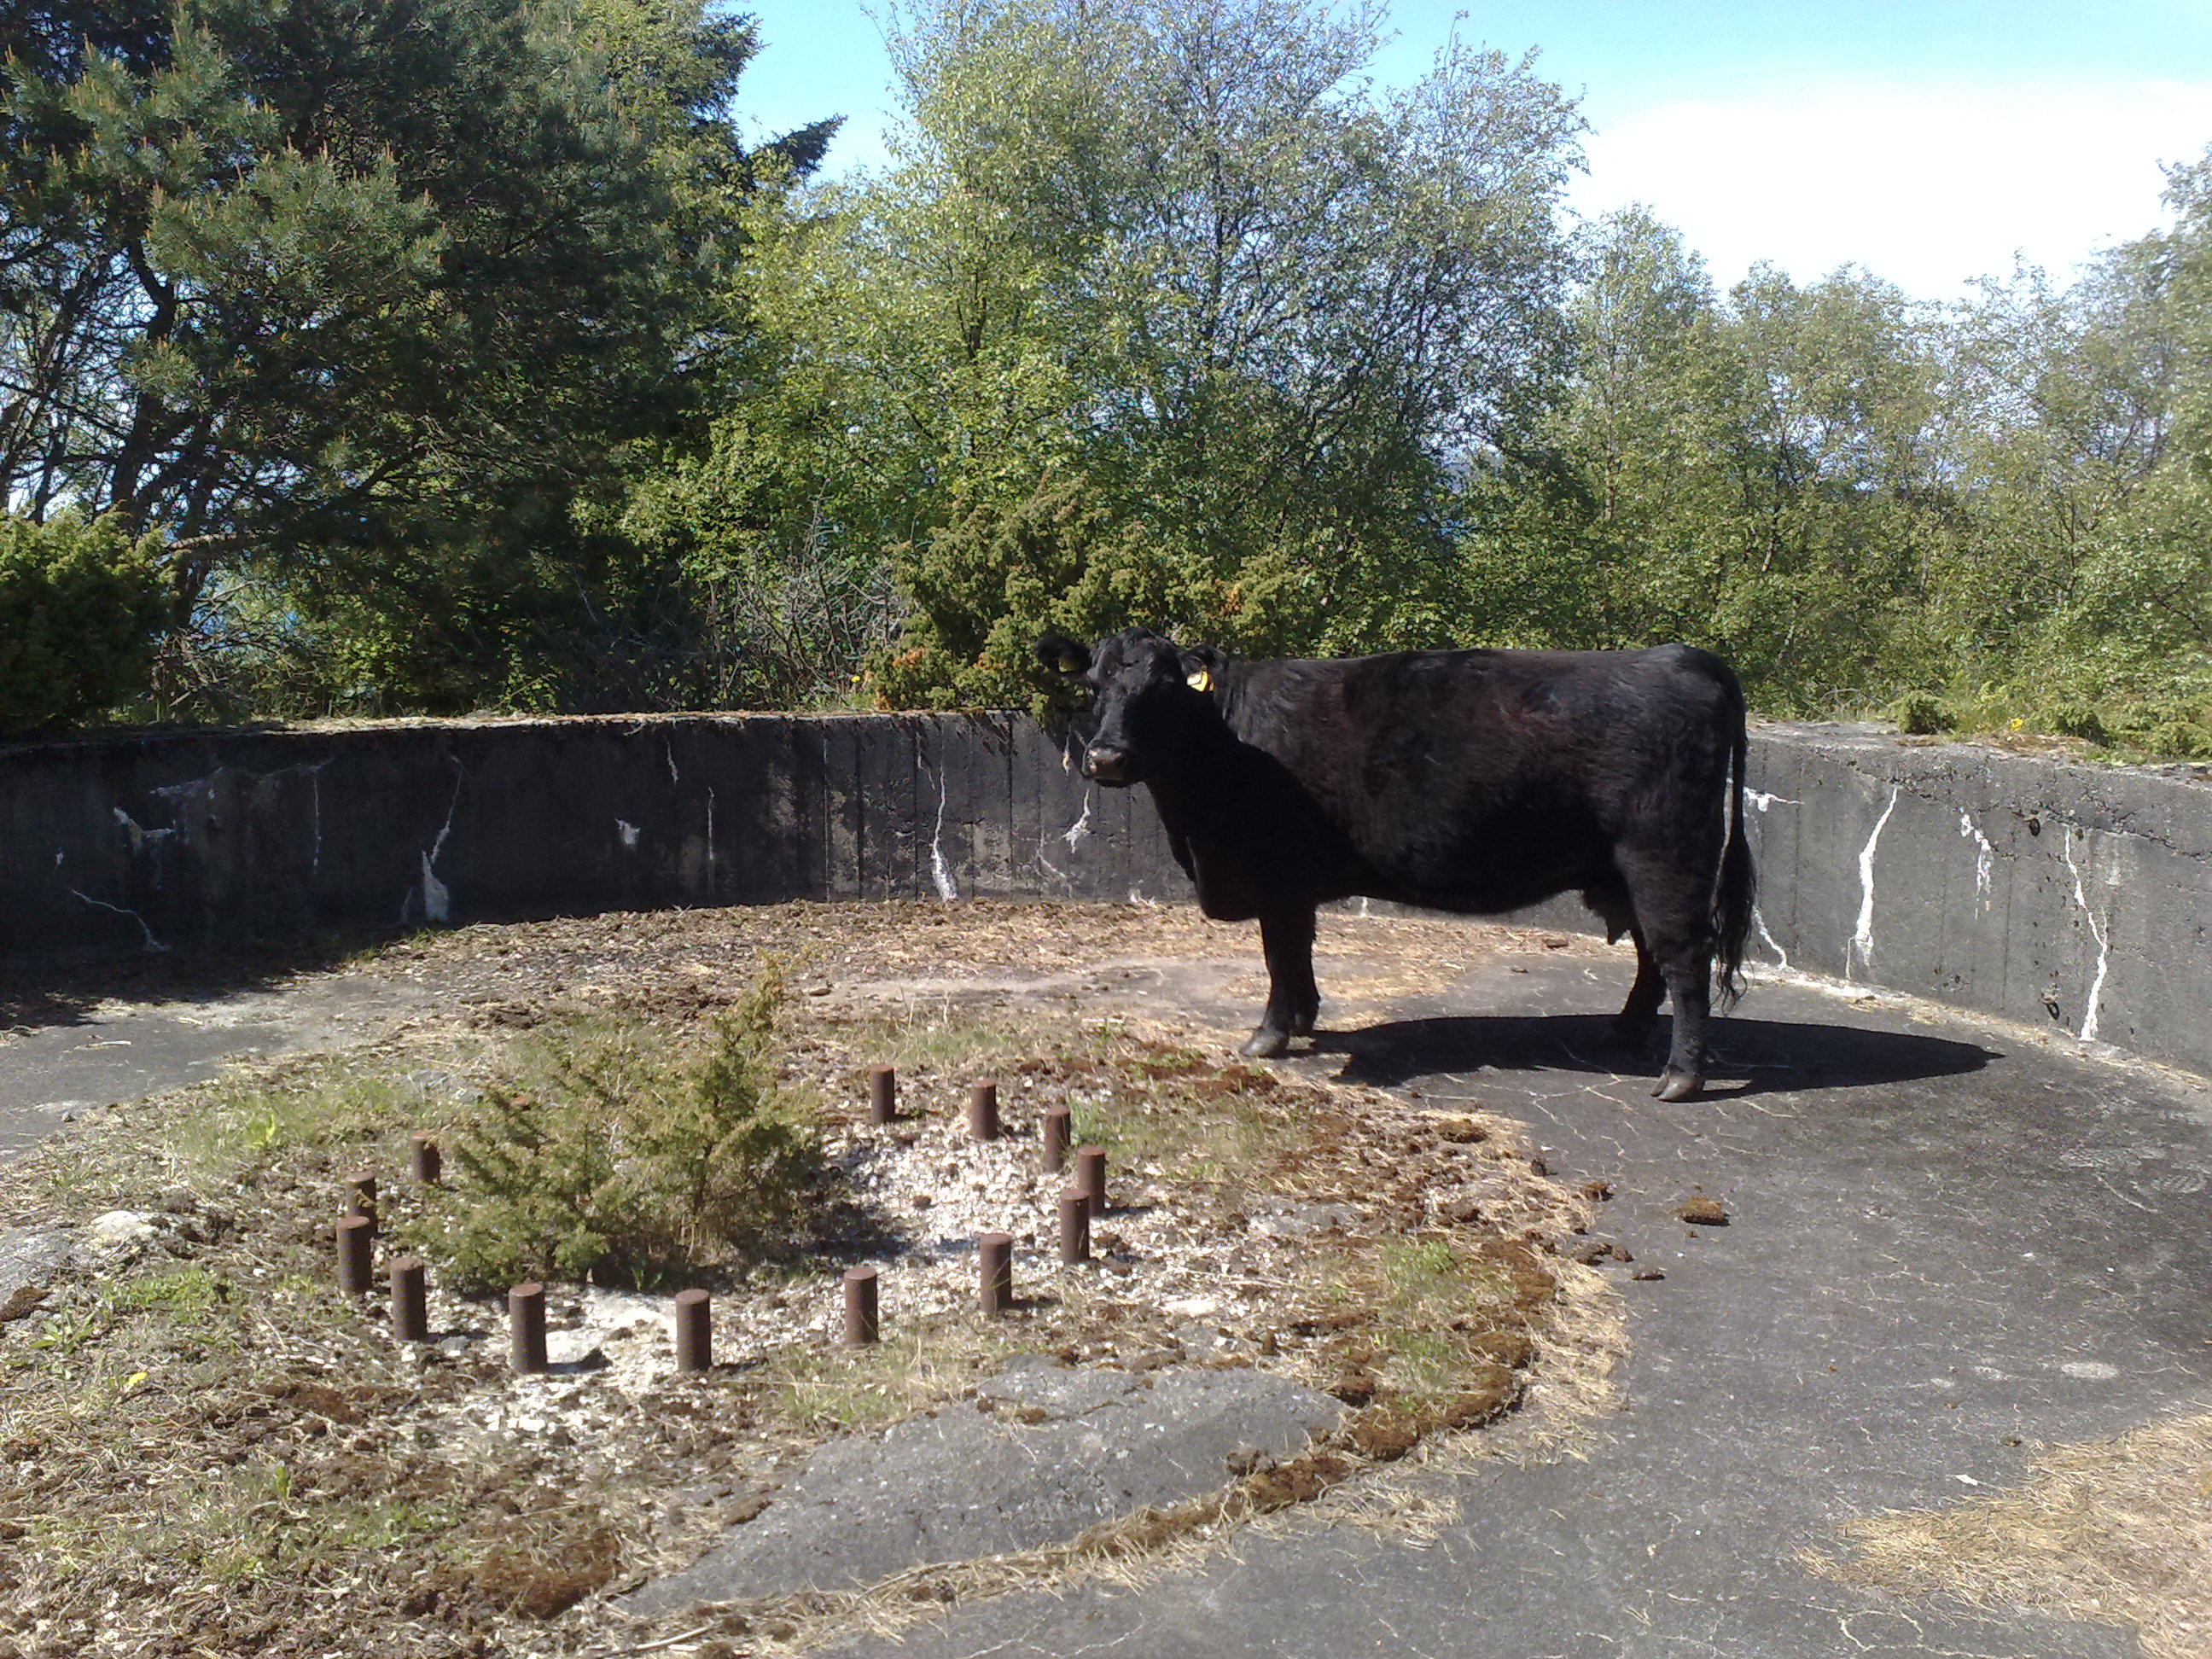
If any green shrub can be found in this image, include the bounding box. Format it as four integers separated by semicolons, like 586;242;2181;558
0;514;166;734
2048;701;2111;744
871;473;1151;716
413;972;823;1291
1889;690;1950;736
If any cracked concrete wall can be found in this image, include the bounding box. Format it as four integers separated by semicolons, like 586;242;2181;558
0;714;1182;964
1733;723;2212;1074
1500;723;2210;1071
3;714;2208;1074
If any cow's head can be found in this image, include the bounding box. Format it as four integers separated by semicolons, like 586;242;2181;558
1036;627;1226;786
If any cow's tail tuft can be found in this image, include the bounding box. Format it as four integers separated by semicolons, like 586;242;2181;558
1712;701;1755;1013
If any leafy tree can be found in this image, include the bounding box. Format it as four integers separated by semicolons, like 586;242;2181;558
634;0;1586;709
1467;210;1949;711
1461;210;1738;652
0;0;826;717
0;512;166;733
2015;154;2212;752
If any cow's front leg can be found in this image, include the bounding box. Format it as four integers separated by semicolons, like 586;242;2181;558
1242;907;1318;1057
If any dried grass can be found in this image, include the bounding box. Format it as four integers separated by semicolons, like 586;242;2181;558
0;901;1626;1658
1805;1410;2212;1659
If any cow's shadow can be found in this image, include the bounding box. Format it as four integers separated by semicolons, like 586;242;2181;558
1313;1012;1995;1097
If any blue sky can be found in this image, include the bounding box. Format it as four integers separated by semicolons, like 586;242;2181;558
731;1;2212;300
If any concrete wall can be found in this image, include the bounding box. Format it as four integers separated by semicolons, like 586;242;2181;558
1734;724;2212;1075
3;714;2208;1074
0;714;1181;958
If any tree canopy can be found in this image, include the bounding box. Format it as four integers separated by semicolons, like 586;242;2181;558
637;0;1586;709
7;0;2212;757
1;0;830;719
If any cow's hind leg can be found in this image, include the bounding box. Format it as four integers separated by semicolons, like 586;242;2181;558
1585;881;1663;1045
1613;931;1667;1046
1616;857;1718;1102
1650;950;1711;1103
1242;906;1318;1058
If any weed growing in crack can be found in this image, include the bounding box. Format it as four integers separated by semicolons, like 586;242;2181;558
770;1323;1039;1433
172;1062;416;1177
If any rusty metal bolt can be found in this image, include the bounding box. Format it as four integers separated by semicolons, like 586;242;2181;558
346;1172;378;1236
843;1265;880;1347
868;1063;897;1125
410;1131;442;1185
1074;1145;1109;1214
509;1282;548;1374
336;1214;375;1295
1041;1105;1071;1173
978;1231;1014;1317
969;1079;999;1142
673;1288;712;1373
390;1256;429;1342
1058;1189;1091;1265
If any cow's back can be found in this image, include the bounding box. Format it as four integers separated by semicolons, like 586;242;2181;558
1216;644;1741;913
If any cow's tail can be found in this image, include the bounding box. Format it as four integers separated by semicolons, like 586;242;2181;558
1712;696;1755;1013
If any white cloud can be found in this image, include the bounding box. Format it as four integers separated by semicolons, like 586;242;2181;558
1571;76;2212;298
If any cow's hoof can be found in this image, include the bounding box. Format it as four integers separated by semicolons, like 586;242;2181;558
1650;1069;1703;1103
1241;1028;1290;1059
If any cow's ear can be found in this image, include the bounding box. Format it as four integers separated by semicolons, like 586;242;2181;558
1179;644;1225;693
1035;634;1091;677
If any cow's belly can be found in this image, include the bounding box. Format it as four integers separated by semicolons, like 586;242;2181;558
1170;794;1618;920
1188;850;1601;921
1354;859;1600;917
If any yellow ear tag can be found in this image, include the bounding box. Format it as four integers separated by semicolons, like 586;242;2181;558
1185;666;1213;692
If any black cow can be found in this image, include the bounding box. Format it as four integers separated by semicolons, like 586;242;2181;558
1036;627;1755;1101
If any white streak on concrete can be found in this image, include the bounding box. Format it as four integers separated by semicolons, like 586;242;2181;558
616;819;641;849
418;854;450;923
1035;841;1070;888
148;775;214;845
428;765;462;865
110;807;174;853
1752;902;1790;970
2061;830;2111;1045
1958;812;1994;905
410;760;465;925
705;786;716;872
1848;787;1901;979
926;766;958;902
666;740;679;785
1061;791;1095;853
138;760;329;860
1743;789;1797;813
68;889;167;952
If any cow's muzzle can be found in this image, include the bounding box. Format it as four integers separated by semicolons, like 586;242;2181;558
1081;744;1139;785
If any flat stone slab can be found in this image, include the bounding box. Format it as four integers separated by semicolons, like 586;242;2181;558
0;1226;73;1321
624;1359;1343;1615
